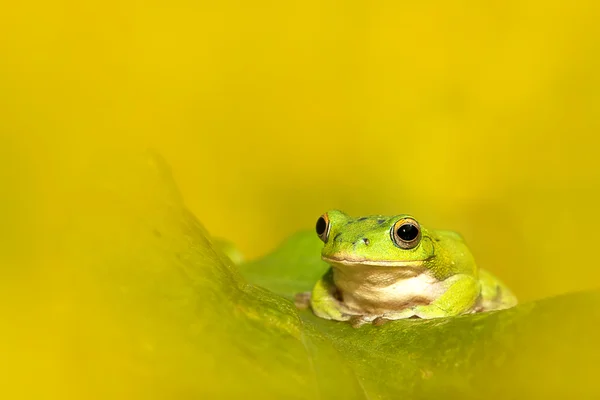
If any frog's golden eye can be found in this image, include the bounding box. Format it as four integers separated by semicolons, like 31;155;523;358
315;213;330;243
391;218;421;249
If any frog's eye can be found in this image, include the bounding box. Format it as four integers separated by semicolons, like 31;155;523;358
315;213;331;243
391;218;421;249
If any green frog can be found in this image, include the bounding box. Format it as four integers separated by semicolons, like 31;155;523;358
300;210;517;325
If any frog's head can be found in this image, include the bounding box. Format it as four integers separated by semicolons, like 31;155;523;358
315;210;475;277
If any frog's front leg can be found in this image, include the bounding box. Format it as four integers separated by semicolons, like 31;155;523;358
410;274;480;319
308;268;352;322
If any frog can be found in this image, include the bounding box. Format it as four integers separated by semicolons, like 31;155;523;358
297;210;517;326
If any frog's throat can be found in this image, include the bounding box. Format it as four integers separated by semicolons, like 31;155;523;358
322;255;429;268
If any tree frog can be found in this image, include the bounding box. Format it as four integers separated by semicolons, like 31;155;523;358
298;210;517;325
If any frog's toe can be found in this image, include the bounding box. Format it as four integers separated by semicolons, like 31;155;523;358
294;292;311;310
372;317;390;326
348;315;371;328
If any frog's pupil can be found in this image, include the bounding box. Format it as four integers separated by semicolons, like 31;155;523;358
316;217;327;235
397;224;419;241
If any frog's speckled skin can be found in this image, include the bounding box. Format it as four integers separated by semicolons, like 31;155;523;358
306;210;517;325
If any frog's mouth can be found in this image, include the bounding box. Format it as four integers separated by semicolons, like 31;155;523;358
322;256;430;268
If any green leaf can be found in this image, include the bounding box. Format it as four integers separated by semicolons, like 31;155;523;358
241;231;600;399
30;151;599;399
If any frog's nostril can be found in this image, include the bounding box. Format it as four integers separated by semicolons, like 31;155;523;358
362;238;370;246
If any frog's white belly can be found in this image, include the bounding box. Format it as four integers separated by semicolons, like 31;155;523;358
332;267;446;315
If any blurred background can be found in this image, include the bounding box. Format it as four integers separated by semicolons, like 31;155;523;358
2;0;600;306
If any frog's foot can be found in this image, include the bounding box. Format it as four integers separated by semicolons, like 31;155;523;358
478;269;518;312
480;284;518;312
388;304;468;320
471;294;485;313
349;315;408;327
372;317;391;326
348;316;364;328
294;292;311;310
348;315;380;328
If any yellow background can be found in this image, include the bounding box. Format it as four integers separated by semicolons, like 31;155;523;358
3;0;600;305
